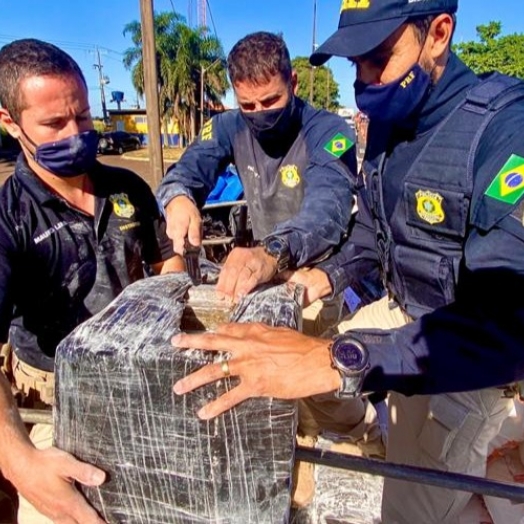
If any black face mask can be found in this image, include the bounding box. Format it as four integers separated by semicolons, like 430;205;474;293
241;95;297;145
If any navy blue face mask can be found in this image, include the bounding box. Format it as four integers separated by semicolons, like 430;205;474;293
354;63;431;123
21;129;99;178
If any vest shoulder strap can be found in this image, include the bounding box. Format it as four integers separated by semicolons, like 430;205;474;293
463;72;524;112
410;73;524;200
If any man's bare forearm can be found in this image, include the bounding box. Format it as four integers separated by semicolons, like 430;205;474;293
0;372;33;479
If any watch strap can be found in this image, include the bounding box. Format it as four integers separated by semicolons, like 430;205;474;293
335;373;366;399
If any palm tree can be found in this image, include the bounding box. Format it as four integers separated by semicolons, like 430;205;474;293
169;24;228;142
123;12;228;146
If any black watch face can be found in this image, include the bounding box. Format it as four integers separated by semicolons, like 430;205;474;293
333;342;367;372
266;237;286;256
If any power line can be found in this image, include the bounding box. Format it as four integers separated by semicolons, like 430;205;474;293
205;0;219;39
0;34;123;56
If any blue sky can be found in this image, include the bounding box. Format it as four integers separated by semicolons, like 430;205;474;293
1;1;522;117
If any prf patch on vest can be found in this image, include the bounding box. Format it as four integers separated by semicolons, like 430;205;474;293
485;154;524;204
415;190;445;225
280;165;301;188
341;0;370;11
109;193;136;219
324;132;354;158
406;182;467;237
200;119;213;141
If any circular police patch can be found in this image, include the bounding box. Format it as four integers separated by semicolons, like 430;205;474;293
280;165;301;189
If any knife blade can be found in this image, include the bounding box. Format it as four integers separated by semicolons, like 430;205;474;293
184;238;202;286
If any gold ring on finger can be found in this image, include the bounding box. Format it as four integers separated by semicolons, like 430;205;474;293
221;360;231;378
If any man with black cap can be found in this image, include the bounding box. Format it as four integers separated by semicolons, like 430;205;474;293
170;1;524;522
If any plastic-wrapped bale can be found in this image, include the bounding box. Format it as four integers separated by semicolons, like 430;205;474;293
54;273;302;524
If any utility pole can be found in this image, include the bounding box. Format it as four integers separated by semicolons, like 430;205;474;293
309;0;317;105
198;0;206;31
94;48;109;122
200;65;205;130
140;0;164;187
188;0;194;27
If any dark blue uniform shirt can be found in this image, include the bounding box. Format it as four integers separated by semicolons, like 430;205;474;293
320;54;524;395
157;97;357;267
0;156;174;371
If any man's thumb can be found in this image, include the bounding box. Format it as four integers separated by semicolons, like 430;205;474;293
67;457;106;486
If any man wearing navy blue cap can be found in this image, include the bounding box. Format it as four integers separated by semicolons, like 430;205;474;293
170;1;524;522
311;0;459;65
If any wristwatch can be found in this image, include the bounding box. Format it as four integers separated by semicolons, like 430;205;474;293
329;334;370;398
261;235;291;273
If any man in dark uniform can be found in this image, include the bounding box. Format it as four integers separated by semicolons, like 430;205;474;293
171;1;524;522
158;31;384;508
0;39;184;523
157;31;357;304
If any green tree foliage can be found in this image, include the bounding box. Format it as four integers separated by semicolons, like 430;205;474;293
292;56;340;112
123;12;229;145
453;21;524;78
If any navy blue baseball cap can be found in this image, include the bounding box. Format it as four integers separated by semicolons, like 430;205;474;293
310;0;458;66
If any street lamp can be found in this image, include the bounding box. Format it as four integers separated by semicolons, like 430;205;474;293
200;58;222;129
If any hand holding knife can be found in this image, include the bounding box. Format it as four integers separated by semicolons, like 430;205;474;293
184;238;202;286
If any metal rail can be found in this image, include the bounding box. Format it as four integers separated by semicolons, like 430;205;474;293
19;408;53;425
202;236;235;246
19;408;524;503
202;200;247;210
296;446;524;503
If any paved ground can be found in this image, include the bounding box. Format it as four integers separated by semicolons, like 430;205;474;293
0;149;176;190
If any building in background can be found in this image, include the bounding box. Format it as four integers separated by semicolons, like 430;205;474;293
107;109;181;146
337;107;355;129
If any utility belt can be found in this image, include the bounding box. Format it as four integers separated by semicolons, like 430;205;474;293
0;342;54;409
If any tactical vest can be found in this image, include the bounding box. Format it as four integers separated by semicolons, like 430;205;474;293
231;125;308;240
364;73;524;320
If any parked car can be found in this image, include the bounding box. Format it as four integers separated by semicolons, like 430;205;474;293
98;131;141;155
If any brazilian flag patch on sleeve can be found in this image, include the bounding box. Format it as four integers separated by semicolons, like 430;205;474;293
485;154;524;204
324;132;354;158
